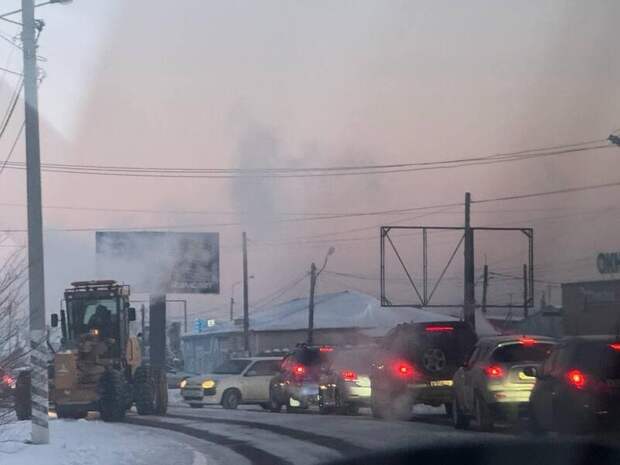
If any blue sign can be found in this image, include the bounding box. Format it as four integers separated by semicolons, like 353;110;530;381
194;319;206;333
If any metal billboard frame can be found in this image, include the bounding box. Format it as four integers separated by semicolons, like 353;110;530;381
380;225;534;309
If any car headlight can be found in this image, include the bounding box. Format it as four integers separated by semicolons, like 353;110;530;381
179;379;188;389
202;379;215;389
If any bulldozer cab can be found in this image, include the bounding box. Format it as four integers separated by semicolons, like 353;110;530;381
59;280;135;361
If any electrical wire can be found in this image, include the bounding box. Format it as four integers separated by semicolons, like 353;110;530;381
0;120;24;175
0;138;613;179
474;180;620;204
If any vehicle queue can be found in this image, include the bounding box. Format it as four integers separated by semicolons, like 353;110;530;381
179;321;620;435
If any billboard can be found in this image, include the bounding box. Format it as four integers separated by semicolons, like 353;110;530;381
96;232;220;294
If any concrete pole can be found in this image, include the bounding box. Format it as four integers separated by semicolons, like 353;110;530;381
22;0;49;444
242;232;250;355
481;264;488;314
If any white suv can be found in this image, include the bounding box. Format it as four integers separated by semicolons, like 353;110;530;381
181;357;282;409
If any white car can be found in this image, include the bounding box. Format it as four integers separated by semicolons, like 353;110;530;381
180;357;282;409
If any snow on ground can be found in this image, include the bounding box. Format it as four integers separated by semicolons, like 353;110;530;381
0;416;202;465
169;388;185;406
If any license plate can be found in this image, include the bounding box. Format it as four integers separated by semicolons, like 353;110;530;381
289;398;301;407
430;380;453;387
518;371;534;380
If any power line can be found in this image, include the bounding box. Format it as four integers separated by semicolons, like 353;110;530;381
0;65;21;77
474;180;620;204
0;120;24;175
252;272;309;309
0;138;613;179
0;201;465;233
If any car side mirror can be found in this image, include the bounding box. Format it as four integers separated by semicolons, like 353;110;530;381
128;307;136;322
523;367;537;378
51;313;59;328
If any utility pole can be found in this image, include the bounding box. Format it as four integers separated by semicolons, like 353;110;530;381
22;0;48;444
523;264;529;319
463;192;476;329
307;263;317;345
229;296;234;321
307;247;334;345
140;304;146;337
481;264;489;314
242;232;250;355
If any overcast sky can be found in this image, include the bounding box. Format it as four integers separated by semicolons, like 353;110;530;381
0;0;619;323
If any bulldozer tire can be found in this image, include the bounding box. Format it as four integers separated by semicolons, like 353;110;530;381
134;365;155;415
153;367;168;415
14;371;32;421
98;369;127;422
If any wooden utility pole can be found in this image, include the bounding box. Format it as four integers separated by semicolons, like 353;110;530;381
481;264;489;314
523;264;529;319
463;192;476;329
307;263;317;345
242;232;250;354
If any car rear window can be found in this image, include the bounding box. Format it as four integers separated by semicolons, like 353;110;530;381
293;349;330;367
573;342;620;379
491;343;553;363
331;350;372;372
212;359;251;375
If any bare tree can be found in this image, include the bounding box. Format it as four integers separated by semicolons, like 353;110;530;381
0;240;28;427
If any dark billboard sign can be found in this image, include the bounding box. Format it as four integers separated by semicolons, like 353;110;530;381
96;231;220;294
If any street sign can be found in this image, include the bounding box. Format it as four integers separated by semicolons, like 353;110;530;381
194;319;205;333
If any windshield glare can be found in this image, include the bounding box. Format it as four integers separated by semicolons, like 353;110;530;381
2;2;619;464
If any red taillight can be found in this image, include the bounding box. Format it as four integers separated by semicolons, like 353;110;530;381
293;364;306;376
609;343;620;351
484;365;505;378
319;346;333;352
392;361;415;379
566;369;587;390
341;370;357;381
1;374;14;386
519;337;537;346
425;325;454;333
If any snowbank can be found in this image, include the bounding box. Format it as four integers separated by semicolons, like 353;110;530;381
0;416;199;465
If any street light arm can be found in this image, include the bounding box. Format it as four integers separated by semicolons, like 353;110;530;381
317;246;335;277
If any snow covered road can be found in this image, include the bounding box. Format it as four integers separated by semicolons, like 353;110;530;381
1;402;531;465
124;404;512;465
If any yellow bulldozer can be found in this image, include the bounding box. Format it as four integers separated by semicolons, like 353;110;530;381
15;280;167;421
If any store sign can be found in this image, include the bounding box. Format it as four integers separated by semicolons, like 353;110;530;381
597;252;620;274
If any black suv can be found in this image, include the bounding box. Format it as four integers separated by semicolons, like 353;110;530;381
529;335;620;433
268;344;333;412
370;321;477;420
